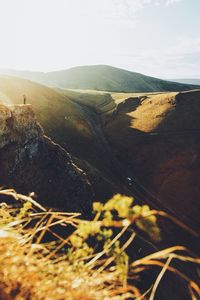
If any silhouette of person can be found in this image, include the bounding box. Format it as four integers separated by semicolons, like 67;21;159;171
23;94;27;104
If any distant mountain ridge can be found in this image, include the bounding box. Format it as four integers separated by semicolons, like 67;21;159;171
1;65;200;93
169;78;200;85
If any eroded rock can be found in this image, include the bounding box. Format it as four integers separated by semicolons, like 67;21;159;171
0;104;93;214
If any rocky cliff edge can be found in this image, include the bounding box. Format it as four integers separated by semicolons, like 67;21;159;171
0;104;93;214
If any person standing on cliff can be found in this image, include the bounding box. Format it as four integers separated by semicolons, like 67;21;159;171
23;94;27;105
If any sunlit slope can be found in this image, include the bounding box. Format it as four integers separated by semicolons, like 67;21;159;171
57;88;116;115
104;90;200;231
0;76;116;158
0;76;105;170
2;65;200;92
0;76;129;200
0;75;93;144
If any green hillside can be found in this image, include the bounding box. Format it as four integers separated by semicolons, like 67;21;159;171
2;65;200;92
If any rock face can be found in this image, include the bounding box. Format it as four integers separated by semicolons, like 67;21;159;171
0;104;93;214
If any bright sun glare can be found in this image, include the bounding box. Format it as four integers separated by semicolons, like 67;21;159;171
0;0;200;78
0;0;117;71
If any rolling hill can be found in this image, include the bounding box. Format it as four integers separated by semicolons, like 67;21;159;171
1;65;200;92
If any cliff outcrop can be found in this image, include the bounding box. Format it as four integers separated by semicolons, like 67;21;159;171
0;104;93;214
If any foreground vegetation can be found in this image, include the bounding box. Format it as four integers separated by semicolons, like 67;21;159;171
0;189;199;300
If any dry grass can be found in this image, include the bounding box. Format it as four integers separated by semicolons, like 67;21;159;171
127;93;176;132
0;189;199;300
0;76;93;140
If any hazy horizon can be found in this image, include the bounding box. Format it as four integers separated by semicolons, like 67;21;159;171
0;0;200;79
1;64;200;80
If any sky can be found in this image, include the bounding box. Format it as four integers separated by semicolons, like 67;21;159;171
0;0;199;78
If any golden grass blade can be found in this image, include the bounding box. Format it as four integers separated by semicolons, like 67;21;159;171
143;210;199;238
0;189;46;211
87;225;129;267
35;213;54;245
133;260;200;296
149;256;173;300
131;246;187;267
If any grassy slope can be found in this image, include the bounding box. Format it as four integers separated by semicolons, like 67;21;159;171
57;88;116;114
0;75;99;149
0;76;129;200
56;87;200;234
43;65;200;92
103;90;200;232
2;65;200;92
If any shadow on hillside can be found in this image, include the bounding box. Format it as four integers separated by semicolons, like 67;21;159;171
156;90;200;131
116;96;141;114
151;91;200;231
103;93;200;233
